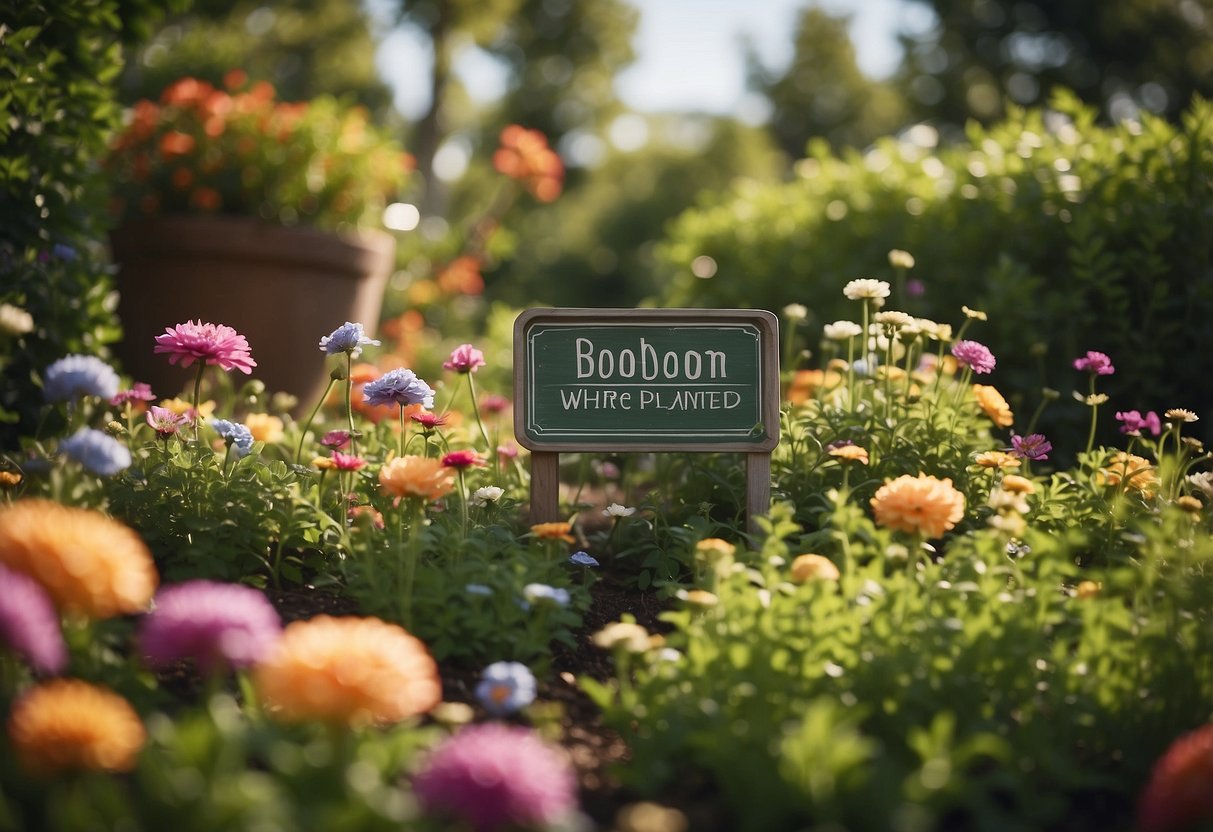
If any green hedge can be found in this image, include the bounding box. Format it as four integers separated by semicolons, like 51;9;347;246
655;92;1213;457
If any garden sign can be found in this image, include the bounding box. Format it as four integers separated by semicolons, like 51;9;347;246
513;308;780;530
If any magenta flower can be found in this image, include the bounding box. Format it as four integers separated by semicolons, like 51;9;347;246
146;405;187;438
411;412;449;430
154;320;257;374
480;394;511;415
950;340;996;375
1116;410;1162;437
320;430;351;449
1010;433;1052;461
442;450;486;469
1073;350;1114;376
331;452;366;471
413;723;579;832
0;564;68;674
138;580;281;675
110;382;156;407
443;343;486;374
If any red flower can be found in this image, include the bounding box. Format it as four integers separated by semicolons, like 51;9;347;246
442;450;485;470
1138;724;1213;832
411;412;448;430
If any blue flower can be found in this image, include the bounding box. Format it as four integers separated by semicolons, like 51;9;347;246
362;368;435;409
60;428;131;476
522;583;570;608
210;419;255;457
475;661;537;716
318;322;380;359
43;354;120;403
568;551;599;567
465;583;493;597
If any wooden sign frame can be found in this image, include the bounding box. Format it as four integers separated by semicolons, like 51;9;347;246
513;308;780;531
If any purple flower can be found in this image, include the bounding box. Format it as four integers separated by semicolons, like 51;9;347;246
475;661;537;716
60;428;131;476
319;322;380;359
110;382;156;407
1116;410;1162;437
210;419;254;457
362;368;435;409
0;564;68;674
43;354;121;402
413;723;579;832
1073;351;1115;376
950;340;996;375
1010;433;1052;461
138;580;282;675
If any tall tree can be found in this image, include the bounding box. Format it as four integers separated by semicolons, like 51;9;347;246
748;6;907;155
897;0;1213;126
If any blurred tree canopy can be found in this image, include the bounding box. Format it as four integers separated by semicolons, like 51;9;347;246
117;0;393;114
896;0;1213;128
748;6;908;155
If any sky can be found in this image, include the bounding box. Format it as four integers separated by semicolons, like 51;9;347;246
373;0;930;121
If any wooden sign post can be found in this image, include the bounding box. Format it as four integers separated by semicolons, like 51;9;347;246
513;308;780;532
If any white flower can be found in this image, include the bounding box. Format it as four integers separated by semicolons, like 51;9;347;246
0;303;34;336
522;583;570;607
469;485;505;507
842;278;891;301
603;503;636;518
823;320;862;340
464;583;493;596
887;249;915;269
874;310;913;328
1186;471;1213;499
783;303;809;321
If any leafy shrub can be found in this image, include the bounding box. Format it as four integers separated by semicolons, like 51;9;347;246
655;93;1213;458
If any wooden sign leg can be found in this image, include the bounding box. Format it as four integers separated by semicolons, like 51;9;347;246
745;452;771;535
530;451;561;524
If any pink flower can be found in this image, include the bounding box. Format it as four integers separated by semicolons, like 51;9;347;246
950;340;996;375
153;320;257;374
480;394;511;415
110;383;156;406
331;452;366;471
497;443;519;460
1116;410;1162;437
146;405;187;438
443;450;486;469
413;723;578;832
1074;350;1114;376
443;343;486;374
138;580;281;675
0;564;68;674
320;430;351;449
411;412;449;430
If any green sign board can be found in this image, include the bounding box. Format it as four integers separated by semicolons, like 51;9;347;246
514;308;780;452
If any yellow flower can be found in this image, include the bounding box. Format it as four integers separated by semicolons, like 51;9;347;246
0;499;157;619
871;473;966;539
680;589;719;608
254;616;441;727
972;384;1013;427
531;521;575;544
591;621;652;653
695;538;735;559
378;455;455;502
790;554;840;583
1176;496;1203;514
828;444;869;464
786;369;842;406
961;305;987;321
0;470;22;489
159;397;215;418
1099;452;1159;499
312;455;335;470
1001;474;1035;495
7;679;145;777
1075;580;1102;600
244;412;284;443
973;451;1020;470
616;802;690;832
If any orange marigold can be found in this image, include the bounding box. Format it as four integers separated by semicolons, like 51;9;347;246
972;384;1013;427
244;412;284;443
253;615;441;727
828;444;869;464
973;451;1020;469
531;521;575;544
8;679;146;777
1100;452;1159;499
379;456;455;502
0;499;157;619
790;554;841;583
871;473;966;539
493;125;563;202
786;369;843;406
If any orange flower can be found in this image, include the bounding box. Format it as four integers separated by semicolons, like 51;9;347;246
493;125;563;202
253;616;441;727
244;412;284;443
378;455;455;502
871;473;966;539
8;679;146;777
159;130;195;158
972;384;1013;427
1099;452;1159;498
828;443;869;464
436;256;485;296
973;451;1020;469
1001;474;1035;494
190;187;221;211
790;554;841;583
0;499;157;619
786;369;843;406
531;521;575;544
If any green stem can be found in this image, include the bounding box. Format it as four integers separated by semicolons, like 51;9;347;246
466;373;492;453
1084;376;1099;456
398;404;406;458
400;499;424;627
192;363;206;444
345;354;356;456
295;377;338;465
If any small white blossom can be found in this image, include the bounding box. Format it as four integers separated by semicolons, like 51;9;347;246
603;503;636;518
843;278;891;301
469;485;505;507
0;303;34;336
783;303;809;321
823;320;862;340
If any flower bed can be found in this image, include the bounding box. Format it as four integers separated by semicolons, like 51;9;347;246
2;273;1213;831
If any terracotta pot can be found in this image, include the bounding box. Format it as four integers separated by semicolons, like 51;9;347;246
109;216;395;410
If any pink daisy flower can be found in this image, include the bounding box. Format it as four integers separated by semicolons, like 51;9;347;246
442;450;486;469
411;412;449;430
443;343;486;374
950;340;996;375
331;452;366;471
153;320;257;374
1073;350;1114;376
